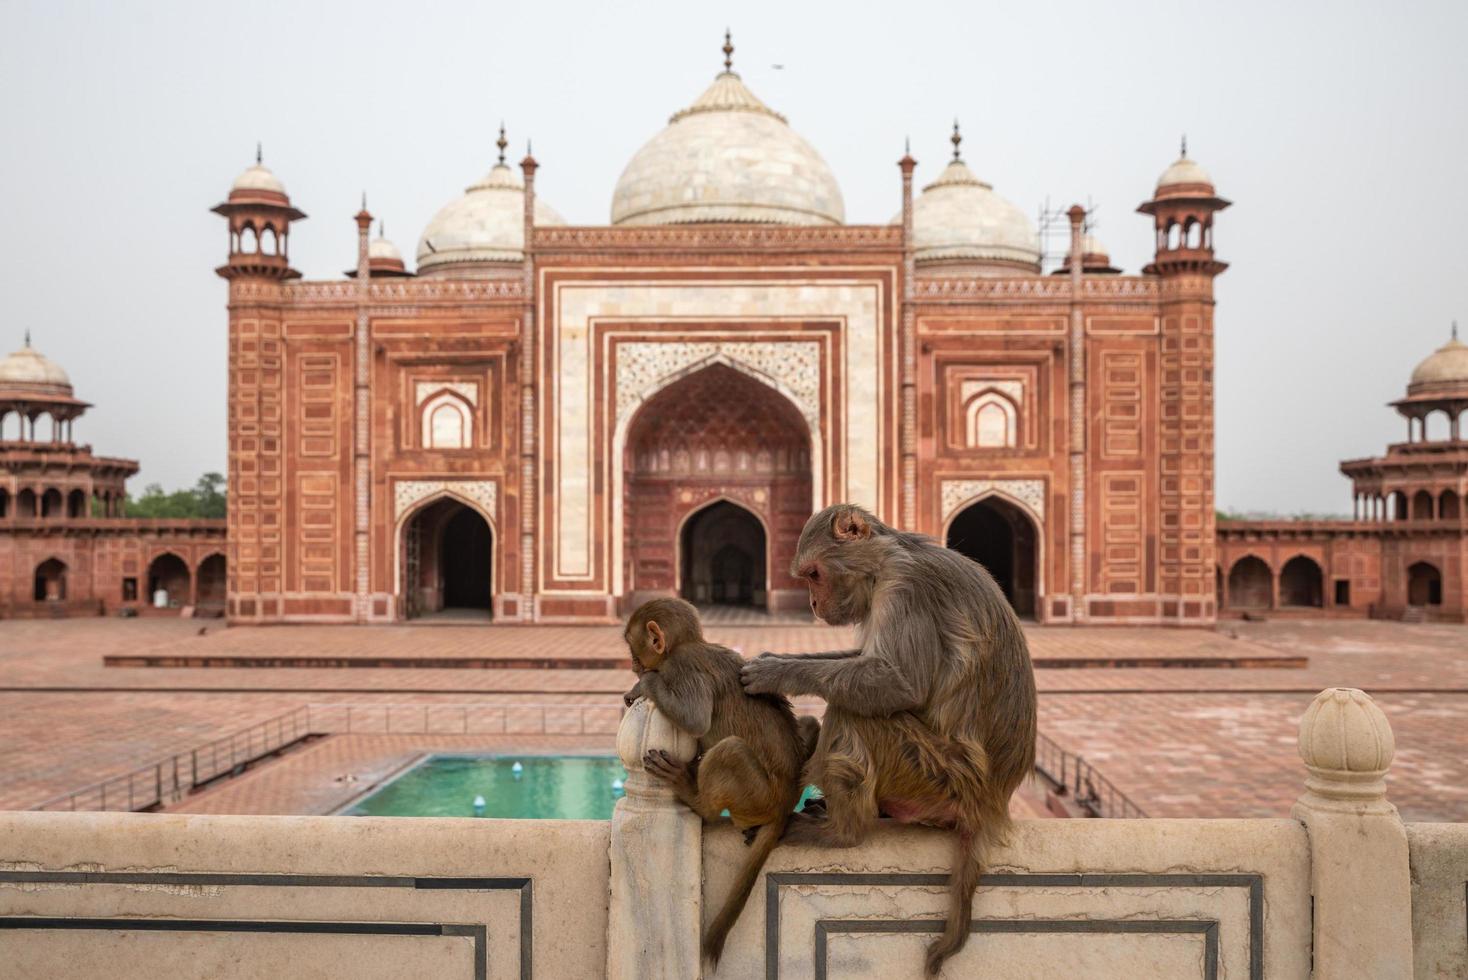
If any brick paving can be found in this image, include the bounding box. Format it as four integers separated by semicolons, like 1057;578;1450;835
1;616;1465;819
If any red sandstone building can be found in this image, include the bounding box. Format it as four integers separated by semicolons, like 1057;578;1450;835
1218;329;1468;622
0;337;226;617
213;40;1228;626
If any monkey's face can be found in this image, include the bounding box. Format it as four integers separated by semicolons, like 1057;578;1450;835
625;619;667;671
794;506;879;625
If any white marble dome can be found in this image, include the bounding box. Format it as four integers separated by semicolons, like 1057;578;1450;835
231;162;287;196
0;337;73;397
904;158;1039;268
369;233;402;263
1156;155;1214;197
417;163;565;272
1407;330;1468;397
611;67;844;226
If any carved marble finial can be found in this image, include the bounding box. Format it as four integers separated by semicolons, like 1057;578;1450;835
256;141;262;165
1297;687;1395;807
617;697;697;791
723;29;734;72
497;123;508;166
951;120;962;161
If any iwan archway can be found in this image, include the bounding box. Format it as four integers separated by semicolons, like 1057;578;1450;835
945;494;1040;618
400;495;495;621
622;363;810;612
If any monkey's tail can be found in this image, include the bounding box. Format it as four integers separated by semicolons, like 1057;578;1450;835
924;827;985;977
702;814;787;970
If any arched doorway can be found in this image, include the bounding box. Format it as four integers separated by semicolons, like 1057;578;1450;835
402;497;494;620
945;496;1038;617
1227;556;1272;609
41;488;62;519
624;363;811;612
67;489;86;518
196;554;227;611
1279;556;1324;607
680;500;766;607
147;553;191;608
34;558;67;602
1408;561;1443;607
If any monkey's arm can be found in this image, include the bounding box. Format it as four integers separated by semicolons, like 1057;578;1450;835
741;654;922;715
623;677;647;707
755;649;860;661
636;667;714;737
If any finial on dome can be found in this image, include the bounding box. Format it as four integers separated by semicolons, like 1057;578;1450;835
256;141;262;165
951;120;962;161
497;123;508;166
378;220;384;238
723;29;734;72
1454;320;1459;342
905;136;911;154
361;191;367;210
24;329;31;348
1180;134;1188;158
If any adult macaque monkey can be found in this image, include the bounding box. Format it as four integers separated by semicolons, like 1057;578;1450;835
621;597;819;968
740;504;1037;976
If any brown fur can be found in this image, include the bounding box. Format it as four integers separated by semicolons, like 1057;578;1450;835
740;504;1037;976
622;597;817;968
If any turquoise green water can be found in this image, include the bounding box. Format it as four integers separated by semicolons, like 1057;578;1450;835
343;755;629;819
342;753;823;819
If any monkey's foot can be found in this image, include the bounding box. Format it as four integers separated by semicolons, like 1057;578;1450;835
642;750;693;794
742;825;762;846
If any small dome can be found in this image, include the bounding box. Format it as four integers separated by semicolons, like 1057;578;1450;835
1407;328;1468;398
611;38;844;226
0;336;74;398
1058;232;1119;275
369;234;402;263
905;156;1039;269
1155;147;1215;200
232;162;286;195
417;163;565;273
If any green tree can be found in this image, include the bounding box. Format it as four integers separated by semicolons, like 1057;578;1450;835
123;473;228;518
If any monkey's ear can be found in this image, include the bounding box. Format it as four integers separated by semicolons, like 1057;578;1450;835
646;620;665;654
832;508;872;541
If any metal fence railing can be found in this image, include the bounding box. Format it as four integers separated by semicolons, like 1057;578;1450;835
32;707;313;813
1033;730;1147;819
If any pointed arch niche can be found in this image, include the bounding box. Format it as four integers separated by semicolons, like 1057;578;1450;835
416;381;479;450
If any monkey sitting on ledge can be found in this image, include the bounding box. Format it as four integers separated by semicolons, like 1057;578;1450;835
741;504;1038;977
621;597;819;969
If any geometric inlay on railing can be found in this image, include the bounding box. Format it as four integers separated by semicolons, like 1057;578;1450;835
764;871;1261;980
0;870;533;980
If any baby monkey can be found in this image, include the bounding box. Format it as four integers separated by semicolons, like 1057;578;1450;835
622;597;818;968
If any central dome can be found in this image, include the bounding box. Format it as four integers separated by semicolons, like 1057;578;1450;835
611;37;844;227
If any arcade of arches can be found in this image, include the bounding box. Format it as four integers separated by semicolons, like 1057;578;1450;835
623;364;810;613
945;496;1039;618
1;338;227;617
402;497;494;620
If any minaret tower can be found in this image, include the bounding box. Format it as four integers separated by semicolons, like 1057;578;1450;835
1138;139;1230;622
211;148;305;621
211;145;307;281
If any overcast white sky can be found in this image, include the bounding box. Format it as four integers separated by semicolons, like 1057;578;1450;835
1;0;1464;514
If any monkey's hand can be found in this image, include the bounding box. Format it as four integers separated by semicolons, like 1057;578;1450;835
739;654;793;695
622;678;647;708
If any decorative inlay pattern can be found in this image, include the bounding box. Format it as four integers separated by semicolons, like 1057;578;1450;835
535;224;900;250
415;381;479;407
279;279;525;303
914;277;1162;301
942;479;1045;521
393;480;497;523
616;341;821;432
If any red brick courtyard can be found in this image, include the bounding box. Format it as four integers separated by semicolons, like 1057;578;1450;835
1;616;1465;820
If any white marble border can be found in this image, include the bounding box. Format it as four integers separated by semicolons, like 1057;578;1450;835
547;279;885;586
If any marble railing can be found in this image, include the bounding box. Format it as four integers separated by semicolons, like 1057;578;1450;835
0;688;1460;978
